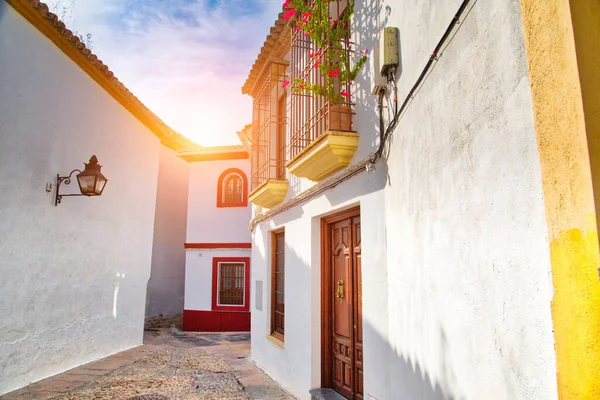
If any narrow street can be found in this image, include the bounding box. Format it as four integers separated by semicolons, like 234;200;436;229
1;329;293;400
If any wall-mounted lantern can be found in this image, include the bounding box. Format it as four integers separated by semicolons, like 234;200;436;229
55;155;107;206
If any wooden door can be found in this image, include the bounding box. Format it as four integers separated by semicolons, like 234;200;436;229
352;215;363;398
322;208;363;399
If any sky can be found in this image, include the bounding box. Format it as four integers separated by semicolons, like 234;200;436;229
48;0;283;146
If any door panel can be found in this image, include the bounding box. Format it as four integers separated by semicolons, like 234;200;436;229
325;211;362;399
352;217;363;400
331;219;353;398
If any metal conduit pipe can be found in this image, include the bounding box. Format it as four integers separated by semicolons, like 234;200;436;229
248;158;370;231
373;0;473;162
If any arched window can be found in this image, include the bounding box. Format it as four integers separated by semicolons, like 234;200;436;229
224;174;243;203
217;168;248;207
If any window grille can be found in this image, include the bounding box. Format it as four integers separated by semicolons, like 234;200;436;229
277;94;287;180
289;0;355;161
251;62;289;191
223;174;243;203
218;262;245;306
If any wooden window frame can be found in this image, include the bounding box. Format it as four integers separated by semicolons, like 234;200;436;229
217;168;248;208
250;62;288;191
271;228;285;341
276;91;287;180
211;257;251;312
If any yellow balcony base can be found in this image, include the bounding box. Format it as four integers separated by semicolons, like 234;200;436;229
249;179;289;209
287;131;359;182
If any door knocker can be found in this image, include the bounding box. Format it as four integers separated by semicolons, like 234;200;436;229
336;279;344;302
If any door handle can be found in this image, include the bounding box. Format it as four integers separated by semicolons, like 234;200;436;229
336;279;344;302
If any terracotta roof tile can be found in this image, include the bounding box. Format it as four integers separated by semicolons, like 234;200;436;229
241;12;292;96
236;124;252;154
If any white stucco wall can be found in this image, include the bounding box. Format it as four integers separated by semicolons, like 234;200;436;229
146;147;190;318
376;0;556;398
251;171;387;400
0;4;161;395
184;249;252;311
186;159;252;243
250;0;557;399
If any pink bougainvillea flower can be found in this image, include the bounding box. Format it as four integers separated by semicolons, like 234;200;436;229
314;61;321;69
341;90;350;98
296;25;303;30
328;68;340;78
310;51;322;58
304;31;309;36
303;12;312;19
365;49;369;54
282;80;290;89
283;9;296;20
299;84;305;89
282;0;292;9
342;21;347;27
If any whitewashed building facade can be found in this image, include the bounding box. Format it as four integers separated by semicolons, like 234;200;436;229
242;0;600;399
0;0;193;394
180;146;253;332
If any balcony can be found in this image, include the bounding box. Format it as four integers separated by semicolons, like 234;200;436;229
287;2;360;182
287;130;358;181
248;179;289;209
288;84;360;182
248;62;289;209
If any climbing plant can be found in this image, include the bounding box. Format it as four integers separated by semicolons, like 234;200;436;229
281;0;368;103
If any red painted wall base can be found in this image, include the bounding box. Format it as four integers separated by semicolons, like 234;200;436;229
182;309;250;332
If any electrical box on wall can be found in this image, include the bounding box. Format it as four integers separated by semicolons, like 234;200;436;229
380;27;399;76
370;44;387;95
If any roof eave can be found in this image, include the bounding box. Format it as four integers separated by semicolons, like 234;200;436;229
6;0;197;151
241;13;293;96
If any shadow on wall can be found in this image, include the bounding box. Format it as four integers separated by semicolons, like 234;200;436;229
252;224;460;399
352;0;400;160
270;198;305;228
354;0;407;190
288;173;303;198
324;163;387;208
364;320;460;400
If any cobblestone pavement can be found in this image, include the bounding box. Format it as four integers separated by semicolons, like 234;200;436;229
1;328;294;400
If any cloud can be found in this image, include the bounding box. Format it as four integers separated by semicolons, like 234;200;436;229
49;0;283;146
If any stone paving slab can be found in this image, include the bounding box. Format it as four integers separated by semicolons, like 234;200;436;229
1;329;294;400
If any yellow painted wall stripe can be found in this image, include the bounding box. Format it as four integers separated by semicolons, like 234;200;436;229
519;0;600;398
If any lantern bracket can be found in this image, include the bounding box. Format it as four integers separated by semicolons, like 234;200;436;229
54;155;107;206
55;169;83;206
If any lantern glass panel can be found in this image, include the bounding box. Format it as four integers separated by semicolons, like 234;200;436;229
95;176;107;195
78;175;97;195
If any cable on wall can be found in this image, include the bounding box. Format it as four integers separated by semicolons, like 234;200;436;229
248;0;477;231
370;0;474;163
